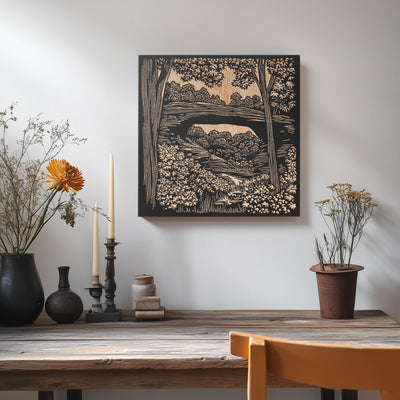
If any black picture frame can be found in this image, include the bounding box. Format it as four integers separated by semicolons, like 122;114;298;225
139;55;300;217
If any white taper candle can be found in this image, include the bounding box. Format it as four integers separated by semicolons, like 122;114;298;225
108;154;115;239
92;202;99;284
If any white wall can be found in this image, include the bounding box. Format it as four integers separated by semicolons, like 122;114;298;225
1;0;400;399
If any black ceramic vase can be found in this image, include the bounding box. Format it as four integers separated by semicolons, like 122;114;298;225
0;253;44;325
45;266;83;324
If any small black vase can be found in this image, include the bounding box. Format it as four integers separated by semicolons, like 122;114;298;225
0;253;44;325
45;266;83;324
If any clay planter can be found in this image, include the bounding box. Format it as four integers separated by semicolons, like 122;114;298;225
310;264;364;319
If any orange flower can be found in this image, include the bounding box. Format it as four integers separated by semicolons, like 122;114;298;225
43;159;84;194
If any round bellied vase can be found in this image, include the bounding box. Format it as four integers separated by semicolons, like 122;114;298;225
45;266;83;324
0;253;44;325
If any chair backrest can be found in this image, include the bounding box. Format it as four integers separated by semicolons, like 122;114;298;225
230;331;400;400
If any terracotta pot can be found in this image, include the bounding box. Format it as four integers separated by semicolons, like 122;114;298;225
310;264;364;319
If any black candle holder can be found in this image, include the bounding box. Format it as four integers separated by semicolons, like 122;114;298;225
85;238;121;323
85;283;103;314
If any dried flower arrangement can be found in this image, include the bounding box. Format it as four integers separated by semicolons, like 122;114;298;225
314;183;377;270
0;104;86;254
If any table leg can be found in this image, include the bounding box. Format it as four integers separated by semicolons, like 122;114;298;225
321;388;335;400
342;390;358;400
67;389;83;400
38;392;54;400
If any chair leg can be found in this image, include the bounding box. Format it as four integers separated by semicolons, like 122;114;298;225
321;388;335;400
342;390;358;400
38;392;54;400
67;389;83;400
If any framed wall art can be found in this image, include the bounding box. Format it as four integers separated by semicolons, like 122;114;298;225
139;55;300;217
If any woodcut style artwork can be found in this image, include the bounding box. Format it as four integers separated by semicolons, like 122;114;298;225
139;55;300;216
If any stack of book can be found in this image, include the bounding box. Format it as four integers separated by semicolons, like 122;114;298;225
134;296;165;320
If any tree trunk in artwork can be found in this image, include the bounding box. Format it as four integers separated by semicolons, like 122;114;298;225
140;58;172;209
257;58;280;192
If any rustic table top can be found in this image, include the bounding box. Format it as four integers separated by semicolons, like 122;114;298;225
0;310;399;391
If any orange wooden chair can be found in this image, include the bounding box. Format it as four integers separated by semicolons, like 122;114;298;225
230;331;400;400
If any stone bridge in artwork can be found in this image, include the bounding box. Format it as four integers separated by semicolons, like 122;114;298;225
160;102;295;141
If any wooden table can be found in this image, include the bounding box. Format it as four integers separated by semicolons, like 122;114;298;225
0;310;399;399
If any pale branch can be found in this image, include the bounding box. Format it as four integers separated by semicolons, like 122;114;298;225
314;184;377;268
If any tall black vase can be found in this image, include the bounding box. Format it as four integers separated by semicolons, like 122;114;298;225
0;253;44;325
45;266;83;324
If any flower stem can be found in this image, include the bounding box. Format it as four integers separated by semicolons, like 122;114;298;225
21;188;60;253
